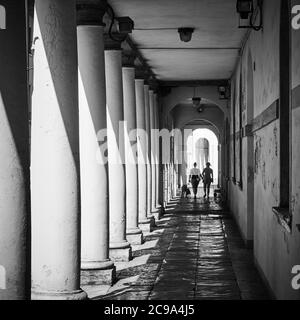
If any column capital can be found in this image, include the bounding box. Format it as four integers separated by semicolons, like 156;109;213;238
122;51;137;68
135;66;151;82
149;77;159;92
104;33;124;50
77;0;107;26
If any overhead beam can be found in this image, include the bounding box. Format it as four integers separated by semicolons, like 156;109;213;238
138;47;240;50
158;80;229;87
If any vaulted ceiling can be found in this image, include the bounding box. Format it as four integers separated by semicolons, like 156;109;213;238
109;0;247;82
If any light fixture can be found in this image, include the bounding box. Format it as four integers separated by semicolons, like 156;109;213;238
236;0;253;19
192;97;201;108
236;0;263;31
116;16;134;34
197;106;204;113
218;86;227;100
192;87;201;108
178;27;194;42
107;4;134;42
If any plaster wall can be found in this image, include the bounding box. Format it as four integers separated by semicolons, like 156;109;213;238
229;0;300;299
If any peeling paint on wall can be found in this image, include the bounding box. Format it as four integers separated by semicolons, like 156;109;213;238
273;125;278;157
254;135;262;174
262;161;267;190
271;179;278;203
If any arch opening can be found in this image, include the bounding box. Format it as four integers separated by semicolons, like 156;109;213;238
177;127;220;191
186;128;219;185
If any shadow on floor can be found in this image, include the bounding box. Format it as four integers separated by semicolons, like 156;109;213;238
92;197;270;300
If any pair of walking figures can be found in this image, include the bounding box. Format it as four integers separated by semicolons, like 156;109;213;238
189;162;214;199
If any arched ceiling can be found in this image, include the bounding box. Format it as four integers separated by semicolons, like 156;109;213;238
171;103;224;136
161;86;229;116
108;0;246;81
186;122;220;139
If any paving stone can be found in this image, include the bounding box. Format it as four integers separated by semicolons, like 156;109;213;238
96;198;270;301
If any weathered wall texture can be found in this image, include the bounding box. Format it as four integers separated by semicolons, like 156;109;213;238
229;0;300;299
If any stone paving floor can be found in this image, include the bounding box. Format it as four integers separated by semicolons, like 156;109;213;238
87;197;270;300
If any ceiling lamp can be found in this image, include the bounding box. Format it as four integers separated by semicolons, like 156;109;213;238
178;27;194;42
192;87;201;108
236;0;263;31
192;97;201;108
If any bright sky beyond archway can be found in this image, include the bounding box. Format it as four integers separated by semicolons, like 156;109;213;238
186;128;218;182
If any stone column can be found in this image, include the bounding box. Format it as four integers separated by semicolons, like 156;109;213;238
149;90;160;220
122;53;143;245
31;0;87;300
182;130;189;186
0;0;30;300
105;39;132;261
77;1;115;287
168;164;172;202
154;93;163;213
135;75;153;232
157;104;165;212
168;165;171;202
144;85;154;222
164;164;169;207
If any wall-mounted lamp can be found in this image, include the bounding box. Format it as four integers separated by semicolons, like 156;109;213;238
236;0;253;19
218;86;229;100
107;4;134;42
178;27;194;42
236;0;263;31
116;16;134;34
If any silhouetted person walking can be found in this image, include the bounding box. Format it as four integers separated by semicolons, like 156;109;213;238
189;163;201;199
202;162;213;199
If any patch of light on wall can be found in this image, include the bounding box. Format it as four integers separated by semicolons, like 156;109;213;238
0;5;6;30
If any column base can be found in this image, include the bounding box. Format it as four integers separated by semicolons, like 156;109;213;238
126;228;144;245
151;208;161;221
109;242;132;262
149;216;155;227
31;288;87;300
139;218;154;233
81;260;116;286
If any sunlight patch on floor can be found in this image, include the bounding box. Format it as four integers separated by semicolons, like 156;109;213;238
115;254;151;272
132;239;159;252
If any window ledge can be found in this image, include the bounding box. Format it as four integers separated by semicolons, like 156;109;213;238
272;207;292;234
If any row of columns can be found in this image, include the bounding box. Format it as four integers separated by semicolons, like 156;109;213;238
0;0;162;300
